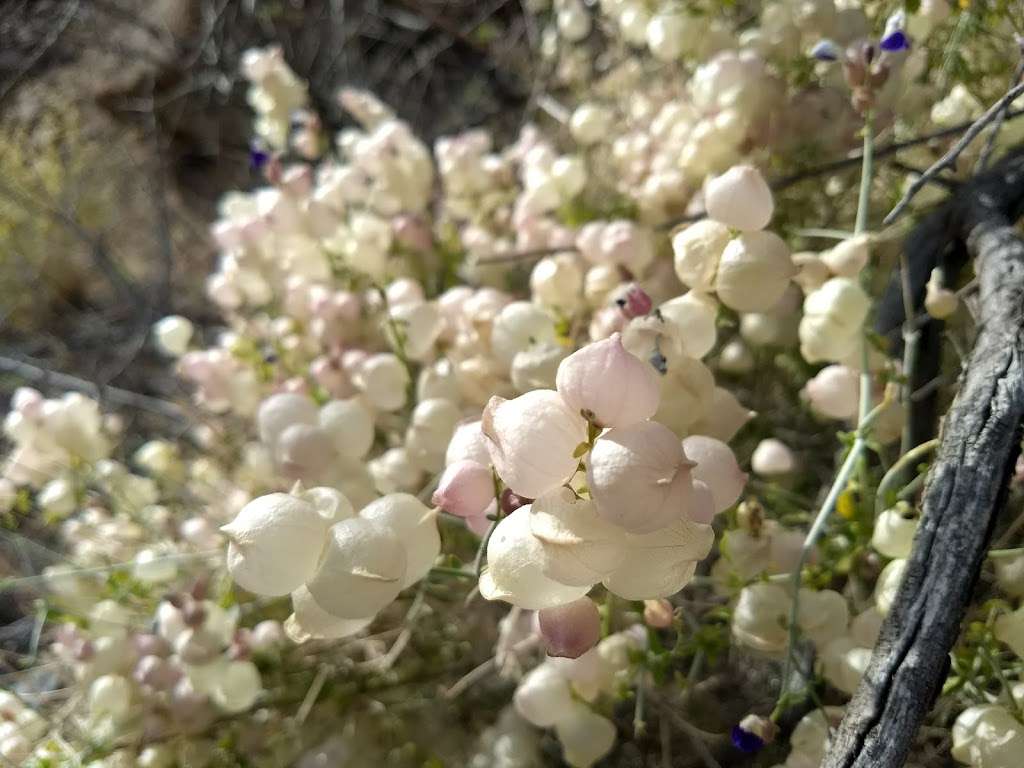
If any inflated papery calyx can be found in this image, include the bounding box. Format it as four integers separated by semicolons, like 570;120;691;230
555;333;660;428
587;420;697;534
306;517;407;619
539;597;601;658
601;518;714;599
358;493;440;587
555;702;617;768
432;459;494;519
682;435;747;514
513;664;574;727
285;586;374;643
482;390;587;499
222;489;345;596
704;165;774;232
529;487;626;587
479;507;591;610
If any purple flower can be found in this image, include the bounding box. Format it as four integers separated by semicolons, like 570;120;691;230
879;29;910;52
249;143;270;170
810;39;840;62
731;724;765;754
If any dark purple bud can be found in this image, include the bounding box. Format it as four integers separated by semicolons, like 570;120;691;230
810;39;840;62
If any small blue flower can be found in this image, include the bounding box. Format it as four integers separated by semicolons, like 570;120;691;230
810;39;841;62
731;724;765;754
249;143;270;170
879;29;910;52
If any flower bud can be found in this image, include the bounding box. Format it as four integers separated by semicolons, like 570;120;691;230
89;674;132;722
482;391;588;499
491;301;557;368
643;598;674;628
805;364;860;420
570;104;614;146
153;315;194;357
556;334;660;428
647;12;687;61
682;435;747;514
285;585;374;642
433;460;494;519
925;268;958;319
719;339;754;374
872;507;918;559
750;438;796;476
715;232;795;313
704;165;774;231
820;235;870;278
952;704;1024;768
800;278;870;364
874;557;907;616
539;597;601;658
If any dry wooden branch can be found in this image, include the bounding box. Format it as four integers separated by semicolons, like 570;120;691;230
823;150;1024;768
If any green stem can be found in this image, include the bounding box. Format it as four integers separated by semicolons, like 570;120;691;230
854;115;874;237
875;439;939;516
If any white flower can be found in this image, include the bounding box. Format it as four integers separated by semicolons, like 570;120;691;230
952;704;1024;768
529;487;626;587
588;421;697;533
654;356;716;435
871;508;918;559
646;12;687;61
257;393;319;449
306;517;407;619
152;315;193;357
556;333;660;428
554;703;617;768
318;399;375;460
88;675;132;723
222;489;348;596
751;438;796;476
672;220;731;291
483;391;588;499
715;232;795;313
445;420;490;467
514;664;574;727
820;235;870;278
805;365;860;420
874;558;908;616
531;255;584;312
995;605;1024;659
358;493;439;587
38;477;75;517
285;585;374;642
800;278;870;364
925;268;959;319
356;354;410;412
405;398;461;472
687;387;755;443
704;165;774;231
682;435;747;514
732;582;791;653
570;104;614;145
601;518;714;599
658;293;719;360
491;301;558;369
479;508;591;609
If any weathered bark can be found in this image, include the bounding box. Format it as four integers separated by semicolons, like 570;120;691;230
824;150;1024;767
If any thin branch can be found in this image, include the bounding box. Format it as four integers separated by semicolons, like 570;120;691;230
0;355;189;424
976;56;1024;171
884;81;1024;225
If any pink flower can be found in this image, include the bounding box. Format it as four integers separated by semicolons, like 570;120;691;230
432;460;494;519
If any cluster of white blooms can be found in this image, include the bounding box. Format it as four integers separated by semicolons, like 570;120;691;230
731;583;848;656
475;332;747;614
222;485;439;641
2;387;111;486
513;626;645;767
240;46;309;150
0;691;47;764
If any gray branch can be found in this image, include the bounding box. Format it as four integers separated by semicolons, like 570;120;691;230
823;149;1024;768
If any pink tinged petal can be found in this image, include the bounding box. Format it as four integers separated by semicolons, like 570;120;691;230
432;460;494;519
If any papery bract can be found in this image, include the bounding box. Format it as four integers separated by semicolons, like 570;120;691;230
555;333;659;428
539;597;601;659
682;435;747;513
358;493;440;586
482;391;587;499
704;165;774;232
588;421;697;533
433;459;494;519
